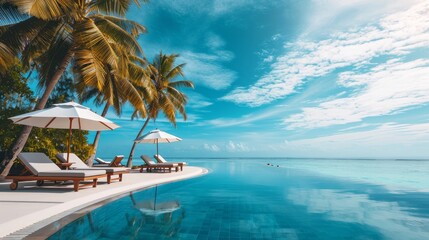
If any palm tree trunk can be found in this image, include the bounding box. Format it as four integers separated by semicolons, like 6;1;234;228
126;117;150;168
87;102;110;166
0;52;73;177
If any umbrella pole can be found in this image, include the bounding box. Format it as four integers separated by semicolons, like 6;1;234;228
156;139;159;155
67;118;73;165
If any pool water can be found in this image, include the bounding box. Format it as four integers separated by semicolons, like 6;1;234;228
48;158;429;240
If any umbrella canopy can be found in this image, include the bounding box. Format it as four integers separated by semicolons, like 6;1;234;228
9;102;118;130
9;101;119;163
135;129;181;155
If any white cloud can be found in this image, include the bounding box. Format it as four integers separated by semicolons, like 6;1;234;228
203;143;221;152
186;92;213;109
263;55;274;63
304;0;423;37
226;140;250;152
283;122;429;158
180;50;237;90
221;1;429;106
285;59;429;129
199;107;285;128
206;32;226;49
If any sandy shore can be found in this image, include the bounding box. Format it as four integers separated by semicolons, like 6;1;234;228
0;166;207;239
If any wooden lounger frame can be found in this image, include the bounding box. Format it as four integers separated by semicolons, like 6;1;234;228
106;170;128;184
5;175;104;192
6;161;107;192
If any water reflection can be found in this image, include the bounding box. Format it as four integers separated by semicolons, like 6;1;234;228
287;188;429;239
47;158;429;240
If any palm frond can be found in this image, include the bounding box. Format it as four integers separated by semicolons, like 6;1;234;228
164;63;185;80
92;15;142;55
73;48;107;91
89;0;132;17
73;18;117;67
0;16;46;55
0;42;15;72
21;20;66;68
9;0;74;20
129;55;147;66
103;15;146;37
128;61;148;82
169;80;194;89
159;96;177;126
115;74;146;116
36;33;72;88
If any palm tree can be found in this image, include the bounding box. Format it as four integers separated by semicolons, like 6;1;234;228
126;52;194;168
0;0;147;176
77;46;153;166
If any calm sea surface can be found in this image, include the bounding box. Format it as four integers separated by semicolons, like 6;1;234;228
48;158;429;240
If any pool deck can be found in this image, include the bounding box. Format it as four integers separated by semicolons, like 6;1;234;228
0;166;207;239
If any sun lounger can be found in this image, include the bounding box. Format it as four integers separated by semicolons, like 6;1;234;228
56;153;129;184
93;155;124;167
5;152;106;192
154;154;186;171
95;157;110;165
139;155;179;173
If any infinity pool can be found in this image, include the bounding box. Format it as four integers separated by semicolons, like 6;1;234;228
47;158;429;239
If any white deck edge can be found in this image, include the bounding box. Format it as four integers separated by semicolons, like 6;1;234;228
0;167;208;238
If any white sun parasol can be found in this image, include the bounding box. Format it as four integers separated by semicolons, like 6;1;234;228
134;129;182;155
9;101;119;163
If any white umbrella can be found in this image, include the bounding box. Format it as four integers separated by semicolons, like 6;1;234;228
9;101;119;163
134;129;181;155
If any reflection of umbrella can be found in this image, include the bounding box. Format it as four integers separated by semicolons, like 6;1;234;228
135;200;181;216
134;129;181;155
9;101;119;163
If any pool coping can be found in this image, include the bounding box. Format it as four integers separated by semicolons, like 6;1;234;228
0;167;208;239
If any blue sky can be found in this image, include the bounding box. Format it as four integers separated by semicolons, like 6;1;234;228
88;0;429;159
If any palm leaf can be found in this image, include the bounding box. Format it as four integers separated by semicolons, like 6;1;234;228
73;18;117;67
99;15;146;37
115;74;146;116
0;16;46;55
92;15;142;55
89;0;132;17
165;63;186;80
36;33;72;87
73;48;107;91
21;20;66;68
9;0;74;20
169;80;194;89
0;42;15;72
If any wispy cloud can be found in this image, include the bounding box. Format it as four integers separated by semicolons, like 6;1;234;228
199;107;285;127
180;49;237;90
221;1;429;106
202;141;251;153
283;122;429;157
204;143;221;152
226;140;250;152
285;59;429;129
186;92;213;109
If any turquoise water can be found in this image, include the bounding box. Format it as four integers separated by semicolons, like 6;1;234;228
48;158;429;239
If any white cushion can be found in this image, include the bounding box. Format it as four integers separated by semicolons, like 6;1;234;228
56;153;89;168
18;152;61;175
